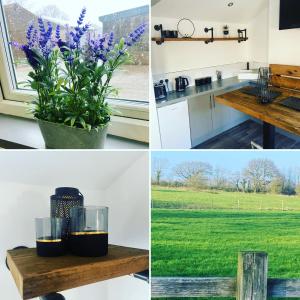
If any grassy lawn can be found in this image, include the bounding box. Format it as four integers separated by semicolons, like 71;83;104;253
152;187;300;299
152;186;300;211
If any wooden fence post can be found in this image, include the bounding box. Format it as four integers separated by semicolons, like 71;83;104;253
237;251;268;300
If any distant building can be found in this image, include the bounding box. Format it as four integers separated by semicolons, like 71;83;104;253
3;3;101;62
99;6;149;65
4;3;39;61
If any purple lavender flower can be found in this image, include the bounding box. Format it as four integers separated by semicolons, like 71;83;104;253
54;8;90;61
83;24;89;32
77;7;86;26
11;16;56;65
55;25;61;40
38;18;46;36
45;22;53;41
21;45;40;69
108;32;114;47
72;23;90;48
125;23;146;47
85;22;147;65
26;23;34;43
32;29;38;44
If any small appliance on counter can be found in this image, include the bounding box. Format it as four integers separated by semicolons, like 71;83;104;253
175;76;189;92
216;70;222;81
162;30;178;38
154;81;167;100
195;77;212;86
154;24;178;39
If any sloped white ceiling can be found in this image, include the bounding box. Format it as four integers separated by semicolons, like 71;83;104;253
0;151;146;190
152;0;268;23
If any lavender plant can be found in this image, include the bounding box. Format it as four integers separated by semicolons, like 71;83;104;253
12;18;62;121
12;8;146;131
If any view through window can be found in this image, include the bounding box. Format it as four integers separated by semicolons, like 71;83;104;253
1;0;149;102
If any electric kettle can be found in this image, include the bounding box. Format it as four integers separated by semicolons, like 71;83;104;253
175;76;189;92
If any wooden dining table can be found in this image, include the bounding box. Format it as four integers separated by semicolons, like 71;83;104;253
215;86;300;149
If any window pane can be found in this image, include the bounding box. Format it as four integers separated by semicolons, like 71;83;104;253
1;0;149;102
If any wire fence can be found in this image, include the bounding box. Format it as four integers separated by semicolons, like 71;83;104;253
152;188;300;211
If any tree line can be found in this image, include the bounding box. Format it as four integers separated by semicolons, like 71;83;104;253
152;158;300;195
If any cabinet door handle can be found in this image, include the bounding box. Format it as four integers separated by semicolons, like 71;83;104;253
209;96;212;109
213;97;216;108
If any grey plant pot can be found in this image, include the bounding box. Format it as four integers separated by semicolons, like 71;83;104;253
37;119;108;149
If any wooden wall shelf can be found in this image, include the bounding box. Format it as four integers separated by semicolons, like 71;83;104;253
152;37;248;43
7;245;149;299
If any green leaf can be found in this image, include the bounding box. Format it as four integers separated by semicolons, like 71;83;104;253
79;117;86;129
119;37;125;49
70;116;76;127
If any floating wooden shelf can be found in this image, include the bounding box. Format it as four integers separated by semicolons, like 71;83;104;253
152;37;248;42
7;245;149;299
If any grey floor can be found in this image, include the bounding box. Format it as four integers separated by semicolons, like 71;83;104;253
196;120;300;149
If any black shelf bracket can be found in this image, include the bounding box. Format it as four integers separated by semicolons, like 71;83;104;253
238;29;247;43
40;294;65;300
204;27;214;44
5;246;28;270
132;270;149;283
6;246;65;300
154;24;165;45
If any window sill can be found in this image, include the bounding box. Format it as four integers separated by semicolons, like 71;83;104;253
0;99;149;144
0;113;148;149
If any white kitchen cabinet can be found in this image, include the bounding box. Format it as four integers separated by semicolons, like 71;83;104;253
157;100;192;149
187;87;248;147
212;89;247;135
188;94;214;147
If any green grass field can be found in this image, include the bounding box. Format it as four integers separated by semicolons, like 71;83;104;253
152;186;300;211
152;187;300;299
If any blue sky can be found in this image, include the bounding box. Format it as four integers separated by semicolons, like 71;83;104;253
151;151;300;178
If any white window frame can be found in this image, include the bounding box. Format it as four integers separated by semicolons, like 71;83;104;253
0;2;149;143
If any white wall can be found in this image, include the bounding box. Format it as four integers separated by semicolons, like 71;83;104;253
152;17;249;75
248;4;269;64
104;152;149;249
0;151;149;300
104;153;149;299
150;85;162;149
268;0;300;65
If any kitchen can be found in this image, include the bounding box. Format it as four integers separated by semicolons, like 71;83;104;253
151;0;300;149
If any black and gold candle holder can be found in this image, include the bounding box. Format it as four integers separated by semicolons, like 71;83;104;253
35;217;65;257
70;206;108;257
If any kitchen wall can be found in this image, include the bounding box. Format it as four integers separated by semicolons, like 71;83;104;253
150;86;162;148
152;17;249;74
151;14;272;89
268;0;300;65
0;152;149;300
248;3;269;64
